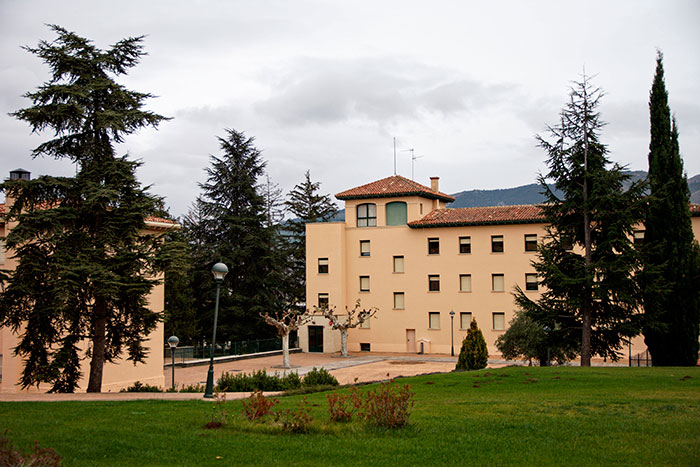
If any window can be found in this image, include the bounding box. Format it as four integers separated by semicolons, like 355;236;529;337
429;312;440;329
524;234;537;252
360;343;371;351
318;293;329;309
492;274;504;292
428;238;440;255
561;235;574;251
318;258;328;274
493;312;505;331
393;255;404;273
460;312;472;329
360;240;370;257
525;273;538;291
357;203;377;227
393;292;405;309
386;201;407;226
459;274;472;292
360;276;370;292
459;236;471;254
491;235;504;253
428;275;440;291
633;230;645;247
360;318;371;329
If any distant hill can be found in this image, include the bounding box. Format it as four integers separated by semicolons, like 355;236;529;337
326;171;699;221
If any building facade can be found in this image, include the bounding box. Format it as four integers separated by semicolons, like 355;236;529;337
0;169;178;393
301;175;700;357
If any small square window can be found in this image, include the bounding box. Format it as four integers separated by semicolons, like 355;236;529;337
393;292;405;309
633;230;644;248
460;312;472;329
459;236;471;254
561;235;574;250
360;343;371;351
318;258;328;274
525;273;538;291
493;312;505;331
318;293;329;309
428;275;440;292
525;234;537;252
360;275;370;292
360;240;370;257
459;274;472;292
428;238;440;255
429;312;440;329
393;256;404;273
492;274;504;292
491;235;504;253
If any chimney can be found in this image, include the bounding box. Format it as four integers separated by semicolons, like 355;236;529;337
430;177;439;192
10;168;31;181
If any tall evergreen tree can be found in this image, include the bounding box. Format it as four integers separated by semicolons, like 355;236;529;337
189;129;279;342
283;170;337;310
642;52;700;366
517;74;645;366
0;25;169;392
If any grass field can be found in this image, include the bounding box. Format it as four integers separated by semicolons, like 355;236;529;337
2;366;699;466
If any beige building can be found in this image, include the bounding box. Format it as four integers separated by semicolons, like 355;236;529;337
0;170;178;393
301;175;700;358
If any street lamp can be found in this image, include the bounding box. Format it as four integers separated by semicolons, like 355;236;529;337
449;310;455;357
204;262;228;399
168;335;179;390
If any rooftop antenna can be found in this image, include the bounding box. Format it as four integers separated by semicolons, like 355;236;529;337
393;137;397;175
402;148;424;180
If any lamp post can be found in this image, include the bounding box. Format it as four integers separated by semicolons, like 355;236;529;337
168;335;179;390
449;310;455;357
204;262;228;399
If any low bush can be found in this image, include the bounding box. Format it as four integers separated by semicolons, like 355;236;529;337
275;397;314;433
241;390;279;421
363;382;415;428
216;370;302;392
302;367;338;387
205;392;228;429
120;381;162;392
0;429;61;466
327;388;363;422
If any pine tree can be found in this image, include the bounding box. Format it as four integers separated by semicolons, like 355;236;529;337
188;129;279;342
642;52;700;366
518;74;645;366
456;319;488;370
283;170;337;309
0;25;169;392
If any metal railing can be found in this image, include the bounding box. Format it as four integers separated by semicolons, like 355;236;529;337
630;350;652;367
165;336;299;364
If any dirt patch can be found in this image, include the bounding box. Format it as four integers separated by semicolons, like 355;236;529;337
388;360;429;365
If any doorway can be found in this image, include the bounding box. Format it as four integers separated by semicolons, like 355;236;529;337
406;329;416;353
308;326;324;353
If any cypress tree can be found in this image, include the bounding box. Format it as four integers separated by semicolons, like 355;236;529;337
518;74;645;366
0;25;169;392
642;52;700;366
456;319;488;370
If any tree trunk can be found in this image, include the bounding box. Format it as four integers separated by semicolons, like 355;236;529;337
340;329;348;357
87;297;107;392
282;333;290;368
580;78;593;367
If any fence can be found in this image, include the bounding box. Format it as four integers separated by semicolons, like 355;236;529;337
165;336;299;364
630;350;652;367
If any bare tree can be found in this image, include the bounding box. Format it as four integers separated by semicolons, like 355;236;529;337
315;300;378;357
261;309;313;368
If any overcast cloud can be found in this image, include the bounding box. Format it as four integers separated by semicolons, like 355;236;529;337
1;0;699;216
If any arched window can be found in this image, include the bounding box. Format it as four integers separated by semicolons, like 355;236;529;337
356;203;377;227
386;201;407;226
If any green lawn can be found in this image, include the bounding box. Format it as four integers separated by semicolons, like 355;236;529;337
2;366;699;466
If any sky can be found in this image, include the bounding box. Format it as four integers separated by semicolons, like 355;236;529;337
1;0;699;217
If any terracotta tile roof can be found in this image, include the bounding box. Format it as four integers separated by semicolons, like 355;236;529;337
409;204;545;228
336;175;455;202
691;204;700;216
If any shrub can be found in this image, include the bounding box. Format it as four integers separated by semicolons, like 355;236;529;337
0;429;61;466
456;319;488;370
241;390;279;421
120;381;162;392
280;372;302;390
205;392;228;429
275;397;313;433
302;367;338;387
327;388;363;422
363;382;414;428
216;370;302;392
